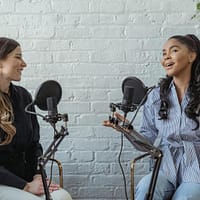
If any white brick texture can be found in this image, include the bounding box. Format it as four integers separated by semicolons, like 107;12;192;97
0;0;199;199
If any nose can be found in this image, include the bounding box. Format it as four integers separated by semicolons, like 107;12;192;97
163;52;171;60
21;58;27;68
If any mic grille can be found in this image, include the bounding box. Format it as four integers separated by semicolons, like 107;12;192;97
47;96;58;117
122;86;134;106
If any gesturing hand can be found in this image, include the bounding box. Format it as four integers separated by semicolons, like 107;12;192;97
103;112;132;133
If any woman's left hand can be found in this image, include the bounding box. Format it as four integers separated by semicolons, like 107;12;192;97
33;174;60;193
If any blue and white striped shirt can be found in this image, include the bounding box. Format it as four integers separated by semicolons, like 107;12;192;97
139;81;200;187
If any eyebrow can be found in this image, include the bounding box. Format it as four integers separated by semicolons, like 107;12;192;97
162;45;180;52
15;53;22;56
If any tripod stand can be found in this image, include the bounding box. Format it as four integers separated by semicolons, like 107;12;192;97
24;80;69;200
38;114;69;200
108;102;163;200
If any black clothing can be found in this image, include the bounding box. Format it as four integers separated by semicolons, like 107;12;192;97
0;84;43;189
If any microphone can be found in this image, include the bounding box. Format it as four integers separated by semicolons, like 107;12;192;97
120;76;148;114
121;86;135;114
25;80;63;124
109;76;155;126
34;80;62;123
34;80;62;112
47;96;58;118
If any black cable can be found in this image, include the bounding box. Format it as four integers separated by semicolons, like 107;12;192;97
118;133;129;200
116;85;156;200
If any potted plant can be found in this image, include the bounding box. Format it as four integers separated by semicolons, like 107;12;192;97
191;2;200;19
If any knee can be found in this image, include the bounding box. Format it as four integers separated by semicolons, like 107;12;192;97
60;188;72;200
135;173;174;200
51;188;72;200
172;183;200;200
135;174;152;199
172;194;193;200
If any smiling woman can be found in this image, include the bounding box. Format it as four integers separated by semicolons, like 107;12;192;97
103;34;200;200
0;45;26;83
160;35;197;103
0;37;72;200
136;34;200;200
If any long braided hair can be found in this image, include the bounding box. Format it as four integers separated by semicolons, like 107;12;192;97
158;34;200;130
0;37;20;145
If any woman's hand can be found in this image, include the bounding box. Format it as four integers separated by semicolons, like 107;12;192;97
23;175;44;195
103;112;131;133
24;174;60;195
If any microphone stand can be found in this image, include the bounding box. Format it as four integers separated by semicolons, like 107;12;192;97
38;114;69;200
117;126;162;200
109;104;163;200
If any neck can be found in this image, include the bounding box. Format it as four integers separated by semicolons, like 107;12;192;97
173;77;190;103
0;79;11;94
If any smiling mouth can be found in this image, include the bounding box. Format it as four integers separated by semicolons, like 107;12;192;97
165;63;174;68
17;70;22;74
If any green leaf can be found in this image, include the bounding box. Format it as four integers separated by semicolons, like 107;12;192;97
197;2;200;10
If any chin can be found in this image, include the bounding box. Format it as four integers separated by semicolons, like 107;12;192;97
166;73;172;77
166;71;174;77
13;78;21;81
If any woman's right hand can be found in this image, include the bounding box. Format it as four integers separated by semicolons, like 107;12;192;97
103;112;131;133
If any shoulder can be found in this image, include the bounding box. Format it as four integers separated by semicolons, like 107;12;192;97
145;86;161;106
11;84;32;100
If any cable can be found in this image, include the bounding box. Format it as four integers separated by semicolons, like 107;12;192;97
118;133;129;200
25;101;45;119
25;102;60;135
117;87;155;200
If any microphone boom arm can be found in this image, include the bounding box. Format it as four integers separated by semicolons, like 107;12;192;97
111;122;163;200
109;99;162;200
38;120;69;200
108;77;161;200
25;80;67;200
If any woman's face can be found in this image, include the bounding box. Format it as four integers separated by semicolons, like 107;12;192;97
161;38;196;78
0;46;26;82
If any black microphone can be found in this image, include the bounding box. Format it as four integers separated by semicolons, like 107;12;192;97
25;80;62;124
120;77;148;114
47;96;58;117
34;80;62;112
121;86;135;113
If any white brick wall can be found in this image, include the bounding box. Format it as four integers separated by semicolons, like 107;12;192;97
1;0;200;199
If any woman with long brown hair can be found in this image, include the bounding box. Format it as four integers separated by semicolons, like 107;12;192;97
0;37;72;200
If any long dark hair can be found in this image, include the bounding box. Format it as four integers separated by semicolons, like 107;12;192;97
158;34;200;129
0;37;20;145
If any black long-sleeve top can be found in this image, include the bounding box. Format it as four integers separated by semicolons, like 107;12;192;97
0;83;43;189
